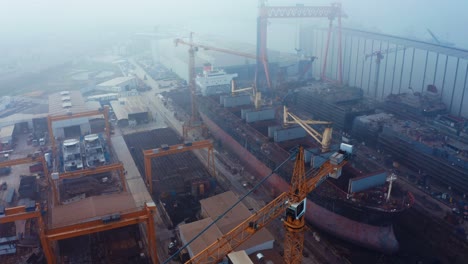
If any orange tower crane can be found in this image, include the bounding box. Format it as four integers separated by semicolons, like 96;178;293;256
164;146;347;264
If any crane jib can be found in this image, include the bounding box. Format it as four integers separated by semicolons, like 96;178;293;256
315;174;329;187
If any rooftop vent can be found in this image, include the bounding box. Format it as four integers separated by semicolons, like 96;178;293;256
62;102;72;108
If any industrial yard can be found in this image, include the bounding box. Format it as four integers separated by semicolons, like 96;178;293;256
2;1;468;264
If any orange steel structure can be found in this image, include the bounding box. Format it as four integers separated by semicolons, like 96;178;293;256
48;106;111;156
0;156;58;203
0;202;158;264
0;203;53;264
186;147;346;264
53;162;127;204
257;1;345;87
143;140;215;193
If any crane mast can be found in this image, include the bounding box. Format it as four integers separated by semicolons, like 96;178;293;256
174;33;205;139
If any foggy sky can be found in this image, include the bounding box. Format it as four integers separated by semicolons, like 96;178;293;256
0;0;466;68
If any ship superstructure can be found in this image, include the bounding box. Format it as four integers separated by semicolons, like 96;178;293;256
62;138;83;172
195;63;238;96
84;134;106;167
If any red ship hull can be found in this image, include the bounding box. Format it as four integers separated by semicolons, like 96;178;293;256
201;112;399;253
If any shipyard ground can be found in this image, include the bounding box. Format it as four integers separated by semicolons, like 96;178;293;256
3;54;468;263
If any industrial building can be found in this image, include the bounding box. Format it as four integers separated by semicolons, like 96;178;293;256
178;191;274;258
48;91;101;138
97;76;137;94
0;125;15;149
110;96;150;127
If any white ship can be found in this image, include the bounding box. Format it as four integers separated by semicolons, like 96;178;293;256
84;134;106;167
62;139;83;172
195;63;238;96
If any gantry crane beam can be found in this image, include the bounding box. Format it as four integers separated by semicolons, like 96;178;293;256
45;202;158;264
186;147;347;264
143;140;215;193
48;106;111;156
52;162;127;204
57;162;124;180
0;156;48;176
257;2;345;88
283;106;333;153
0;204;41;224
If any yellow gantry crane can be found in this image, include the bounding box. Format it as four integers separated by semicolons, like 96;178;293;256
283;106;333;153
183;146;347;264
230;80;262;110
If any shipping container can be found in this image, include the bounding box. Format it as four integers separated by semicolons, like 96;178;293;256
222;94;251;108
245;108;275;123
274;126;306;142
241;108;254;119
348;172;388;193
268;126;281;138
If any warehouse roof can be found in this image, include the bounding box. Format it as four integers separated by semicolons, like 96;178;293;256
97;76;135;87
48;90;98;116
200;191;251;233
178;218;229;257
338;27;468;60
109;96;148;121
0;125;15;140
193;191;274;253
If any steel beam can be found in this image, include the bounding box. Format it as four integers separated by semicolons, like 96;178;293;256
398;47;407;93
382;41;391;99
459;63;468;116
449;58;460;112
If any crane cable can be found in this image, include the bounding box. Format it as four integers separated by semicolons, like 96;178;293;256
163;149;298;264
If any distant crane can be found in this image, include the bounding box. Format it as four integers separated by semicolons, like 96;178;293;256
426;28;455;47
174;34;260;138
365;46;406;96
174;32;206;139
